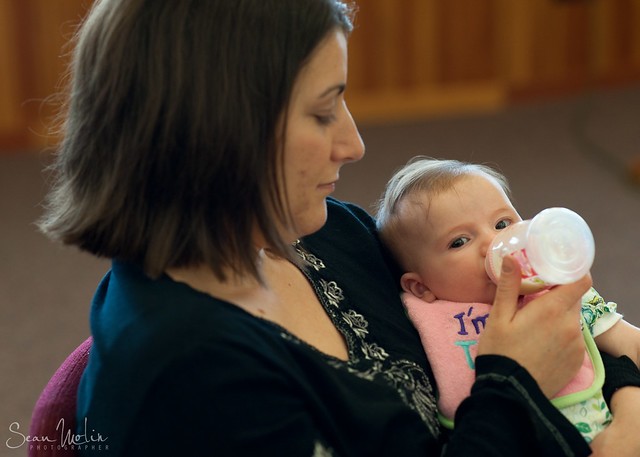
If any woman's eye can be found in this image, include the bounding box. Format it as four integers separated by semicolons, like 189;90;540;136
449;237;469;249
315;114;336;126
495;219;511;230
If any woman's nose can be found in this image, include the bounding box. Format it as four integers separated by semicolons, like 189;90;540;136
334;101;365;163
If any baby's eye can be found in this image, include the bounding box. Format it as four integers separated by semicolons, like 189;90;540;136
495;219;511;230
449;237;470;249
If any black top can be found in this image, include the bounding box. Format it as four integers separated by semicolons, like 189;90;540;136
77;198;594;456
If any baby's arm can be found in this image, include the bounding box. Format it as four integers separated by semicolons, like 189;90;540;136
581;287;640;368
595;319;640;368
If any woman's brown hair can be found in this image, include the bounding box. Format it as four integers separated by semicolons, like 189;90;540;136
39;0;355;280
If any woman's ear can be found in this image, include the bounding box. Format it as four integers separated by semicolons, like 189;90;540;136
401;272;436;302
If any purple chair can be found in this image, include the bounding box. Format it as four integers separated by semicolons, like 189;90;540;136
28;337;93;457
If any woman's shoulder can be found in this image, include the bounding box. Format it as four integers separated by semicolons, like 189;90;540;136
304;198;402;281
81;261;296;392
324;197;377;232
89;262;288;362
303;198;378;256
79;262;306;455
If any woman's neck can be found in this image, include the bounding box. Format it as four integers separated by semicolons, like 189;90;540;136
165;250;270;306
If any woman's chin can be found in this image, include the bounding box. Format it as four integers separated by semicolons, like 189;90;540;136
293;208;328;239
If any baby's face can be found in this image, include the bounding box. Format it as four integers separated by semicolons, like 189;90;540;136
405;173;521;304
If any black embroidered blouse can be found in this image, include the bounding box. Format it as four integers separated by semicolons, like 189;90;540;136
77;198;601;456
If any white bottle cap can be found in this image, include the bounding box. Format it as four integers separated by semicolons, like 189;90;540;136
526;207;595;284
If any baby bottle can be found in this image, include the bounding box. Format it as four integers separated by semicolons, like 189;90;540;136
485;207;595;294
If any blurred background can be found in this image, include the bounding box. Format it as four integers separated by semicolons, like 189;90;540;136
1;0;640;454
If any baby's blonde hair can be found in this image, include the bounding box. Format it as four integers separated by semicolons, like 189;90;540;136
376;156;511;270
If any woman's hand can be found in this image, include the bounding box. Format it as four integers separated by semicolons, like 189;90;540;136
589;386;640;456
478;256;592;398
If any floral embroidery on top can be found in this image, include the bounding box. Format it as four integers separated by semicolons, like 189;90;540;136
294;240;326;271
319;279;344;307
341;309;369;339
293;242;441;437
312;441;334;457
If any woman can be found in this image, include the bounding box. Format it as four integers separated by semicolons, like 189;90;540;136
39;0;640;455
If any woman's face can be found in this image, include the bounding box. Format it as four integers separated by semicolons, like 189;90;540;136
281;29;365;240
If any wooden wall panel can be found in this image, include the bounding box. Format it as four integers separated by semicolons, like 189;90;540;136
439;0;497;83
504;0;640;99
495;0;535;86
2;0;640;148
0;0;89;152
347;0;640;122
347;0;507;122
632;1;640;66
0;1;28;149
597;0;640;80
408;0;440;86
524;1;590;88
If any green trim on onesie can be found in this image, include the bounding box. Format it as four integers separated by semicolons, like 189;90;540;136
438;410;454;429
550;319;604;409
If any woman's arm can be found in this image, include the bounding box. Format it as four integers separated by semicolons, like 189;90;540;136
588;353;640;456
447;356;591;456
590;385;640;456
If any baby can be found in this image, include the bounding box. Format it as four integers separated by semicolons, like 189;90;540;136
376;157;640;442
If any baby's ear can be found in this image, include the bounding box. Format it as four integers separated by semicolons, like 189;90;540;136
401;272;437;302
